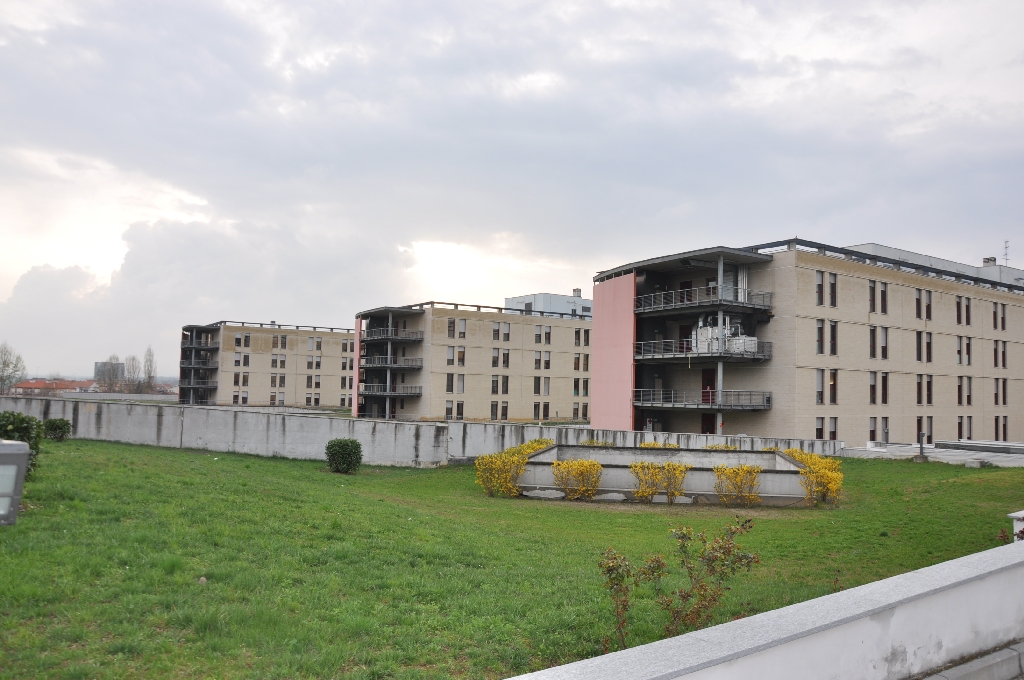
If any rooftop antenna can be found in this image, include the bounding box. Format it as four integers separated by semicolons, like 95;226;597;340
1005;241;1010;267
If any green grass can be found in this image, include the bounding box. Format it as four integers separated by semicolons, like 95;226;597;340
1;440;1022;679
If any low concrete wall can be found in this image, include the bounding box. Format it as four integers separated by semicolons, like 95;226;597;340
520;446;806;506
512;541;1024;680
936;440;1024;455
0;397;843;467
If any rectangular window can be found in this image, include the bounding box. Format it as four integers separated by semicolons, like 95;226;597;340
965;297;971;325
815;271;824;306
880;283;888;314
314;375;321;389
882;416;889;443
995;378;1000;406
927;415;933;445
270;393;276;406
447;318;455;338
492;375;499;395
880;327;888;359
870;416;877;443
582;354;589;371
996;415;1001;440
241;391;248;405
279;375;285;387
1001;304;1007;331
315;356;321;370
491;401;499;420
993;302;999;329
313;393;320;406
234;352;241;367
501;401;508;420
270;374;277;388
956;296;962;324
534;376;541;395
447;346;455;366
244;333;251;347
271;354;278;368
544;326;552;344
967;376;973;406
916;416;923;443
582;378;589;396
916;331;923;362
233;372;240;386
915;289;922;319
829;369;838;404
574;353;581;370
502;322;511;341
967;415;973;440
927;375;933;405
307;337;314;351
995;340;1000;368
316;337;322;351
829;417;838;441
279;355;286;369
446;373;454;393
492;348;500;368
869;326;877;358
1002;378;1008;406
881;372;889;404
1002;341;1007;368
828;273;837;307
925;290;932;320
815;417;824;440
533;402;540;420
816;320;824;354
242;372;249;387
501;375;509;395
280;335;287;350
543;376;550;396
829;321;838;355
926;332;932;363
535;325;542;343
574;378;580;396
342;340;348;352
242;354;249;367
306;375;313;388
582;403;589;420
457;346;465;367
816;369;824;404
869;280;876;312
502;349;510;368
232;391;239;405
457;374;464;394
493;322;500;341
573;403;580;420
458;319;466;339
957;336;963;364
399;399;404;409
966;337;972;365
446;401;454;420
542;402;550;421
272;335;279;349
958;376;964;405
958;415;963;440
534;351;542;370
575;328;581;346
869;371;877;404
584;329;590;346
235;333;242;347
307;355;314;369
916;374;923;405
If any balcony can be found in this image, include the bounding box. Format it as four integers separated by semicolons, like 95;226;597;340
633;389;772;411
358;383;423;396
179;358;218;368
635;338;772;363
635;286;773;316
180;380;218;388
359;357;424;369
360;328;425;342
181;340;220;349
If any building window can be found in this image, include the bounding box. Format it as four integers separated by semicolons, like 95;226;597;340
306;375;313;388
957;336;963;364
967;376;972;405
544;326;552;344
881;416;889;443
313;393;320;406
270;393;276;406
583;354;589;371
491;401;499;420
816;320;824;354
447;318;455;338
927;375;933;405
234;352;241;367
502;349;510;368
501;402;509;420
542;402;550;421
927;416;933;445
502;323;511;341
869;326;877;358
966;337;972;365
447;346;455;366
869;417;877;443
915;289;922;318
1002;378;1008;406
493;322;500;341
543;376;550;396
958;376;964;405
307;337;314;351
829;369;838;404
399;399;405;409
492;348;499;368
815;271;824;306
880;283;888;314
881;372;889;404
916;416;923;442
965;297;971;325
501;375;509;394
1001;304;1007;331
925;332;932;362
241;372;249;387
271;354;278;368
582;403;589;420
533;402;540;420
815;417;824;440
280;335;287;350
272;335;279;349
829;321;838;355
573;403;580;420
446;373;454;393
868;280;876;312
575;329;581;346
314;375;321;389
582;378;589;396
307;356;314;369
270;374;277;388
543;351;551;369
233;391;239;405
828;273;837;307
829;417;838;441
315;337;322;351
535;325;542;343
584;329;590;346
869;371;877;404
234;372;240;386
574;378;580;396
457;347;465;367
916;331;923;362
279;375;285;387
341;340;347;352
880;327;888;359
315;356;322;370
916;374;923;405
458;319;466;339
534;376;541;395
925;290;932;320
492;375;499;395
816;369;824;404
455;401;464;420
457;374;464;394
956;296;962;324
235;333;242;347
242;354;249;367
994;340;1000;368
995;378;1000;406
446;400;453;420
279;355;286;369
241;391;248;405
534;351;542;370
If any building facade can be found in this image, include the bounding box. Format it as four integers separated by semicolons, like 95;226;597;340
179;321;356;408
591;240;1023;446
354;302;593;422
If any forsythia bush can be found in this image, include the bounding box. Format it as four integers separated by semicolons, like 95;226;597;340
639;441;680;449
628;461;693;503
705;443;739;450
713;464;762;506
475;438;553;497
784;448;843;506
552;459;603;500
580;439;614;447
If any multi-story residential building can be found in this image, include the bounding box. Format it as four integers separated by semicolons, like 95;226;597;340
354;301;593;422
179;321;357;408
591;240;1023;446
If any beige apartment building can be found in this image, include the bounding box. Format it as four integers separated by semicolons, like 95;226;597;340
592;240;1022;446
354;301;593;422
179;321;357;408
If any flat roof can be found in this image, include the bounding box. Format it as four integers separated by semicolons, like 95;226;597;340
356;301;591;320
182;321;355;333
594;246;774;283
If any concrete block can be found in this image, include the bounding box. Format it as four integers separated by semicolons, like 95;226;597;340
938;648;1021;680
966;459;984;468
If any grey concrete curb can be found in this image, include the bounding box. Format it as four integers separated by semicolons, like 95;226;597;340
925;643;1024;680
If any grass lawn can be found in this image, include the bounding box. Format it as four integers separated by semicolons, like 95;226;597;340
2;440;1023;679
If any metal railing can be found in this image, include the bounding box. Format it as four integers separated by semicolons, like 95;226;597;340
180;380;218;388
360;329;425;341
179;359;218;368
358;383;424;396
635;286;773;312
635;339;772;360
359;357;424;368
180;340;220;349
633;389;772;409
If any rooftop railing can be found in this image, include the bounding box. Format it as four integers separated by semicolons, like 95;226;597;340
180;340;219;349
360;329;425;342
635;338;772;361
358;384;424;396
633;389;772;410
635;286;773;313
359;357;424;368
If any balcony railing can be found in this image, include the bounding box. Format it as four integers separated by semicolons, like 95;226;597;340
635;338;772;361
635;286;773;313
179;359;218;368
358;383;424;396
181;380;218;388
181;340;220;349
360;329;425;342
359;357;424;369
633;389;772;410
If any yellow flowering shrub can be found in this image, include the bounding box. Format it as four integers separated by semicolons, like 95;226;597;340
639;441;681;449
552;459;603;500
580;439;614;447
784;449;843;506
475;438;553;497
662;462;692;505
713;464;762;506
704;444;739;450
628;461;693;504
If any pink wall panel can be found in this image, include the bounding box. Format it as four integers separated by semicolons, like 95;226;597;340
590;272;636;431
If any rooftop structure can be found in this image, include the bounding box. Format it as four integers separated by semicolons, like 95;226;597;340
504;290;592;316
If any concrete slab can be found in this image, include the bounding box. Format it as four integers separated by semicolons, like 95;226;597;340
925;647;1021;680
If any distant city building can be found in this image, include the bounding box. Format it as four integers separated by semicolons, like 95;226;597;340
93;362;124;381
179;321;356;407
12;379;97;396
591;239;1023;446
355;300;593;422
504;289;592;316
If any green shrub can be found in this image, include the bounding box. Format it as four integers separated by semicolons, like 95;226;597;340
1;411;43;479
44;418;72;442
325;438;362;474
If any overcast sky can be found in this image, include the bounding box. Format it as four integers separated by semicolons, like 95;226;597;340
1;0;1022;377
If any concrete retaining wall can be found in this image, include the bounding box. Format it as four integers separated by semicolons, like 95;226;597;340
512;541;1024;680
0;397;843;467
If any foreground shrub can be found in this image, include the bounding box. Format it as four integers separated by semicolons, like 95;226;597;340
580;439;614;447
475;438;553;497
662;462;691;504
44;418;71;442
552;459;603;500
713;464;762;506
705;443;739;450
628;461;692;504
1;411;43;479
785;448;843;506
600;519;758;649
325;438;362;474
639;441;680;449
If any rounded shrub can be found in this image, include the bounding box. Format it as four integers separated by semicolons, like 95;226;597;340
1;411;43;479
325;438;362;474
44;418;72;442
